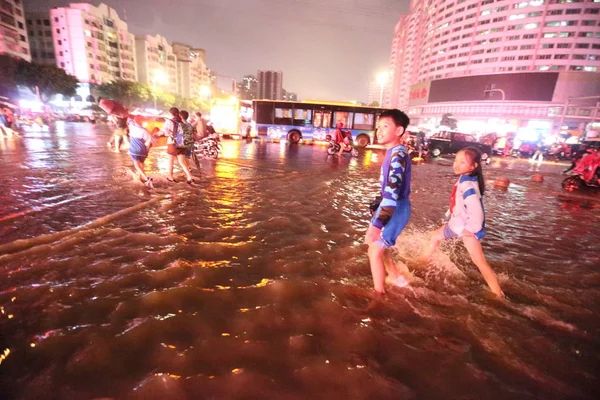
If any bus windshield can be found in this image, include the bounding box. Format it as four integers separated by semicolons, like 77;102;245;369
251;100;386;148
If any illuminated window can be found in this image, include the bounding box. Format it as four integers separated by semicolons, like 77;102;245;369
353;113;375;130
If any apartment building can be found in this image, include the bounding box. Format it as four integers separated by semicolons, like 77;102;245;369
25;12;55;65
49;3;137;85
390;0;600;137
172;42;209;98
135;34;178;95
0;0;30;61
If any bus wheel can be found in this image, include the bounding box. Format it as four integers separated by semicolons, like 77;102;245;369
288;130;301;144
356;135;370;148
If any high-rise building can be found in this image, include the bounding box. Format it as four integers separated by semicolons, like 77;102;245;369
25;12;55;65
135;34;178;95
172;42;209;98
48;3;137;84
0;0;31;61
238;74;258;100
390;0;600;138
257;70;282;100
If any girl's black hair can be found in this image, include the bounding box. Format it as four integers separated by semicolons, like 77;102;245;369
460;147;485;195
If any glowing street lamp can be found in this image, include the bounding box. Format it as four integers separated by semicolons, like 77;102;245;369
376;71;389;106
199;84;212;100
152;69;168;109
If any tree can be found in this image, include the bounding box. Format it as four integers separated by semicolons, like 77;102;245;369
15;60;78;103
97;79;149;107
368;101;380;107
440;113;457;130
0;55;20;100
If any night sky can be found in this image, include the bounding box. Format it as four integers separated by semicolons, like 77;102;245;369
24;0;410;102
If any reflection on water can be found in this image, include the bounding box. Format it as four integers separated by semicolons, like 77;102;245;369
0;124;599;399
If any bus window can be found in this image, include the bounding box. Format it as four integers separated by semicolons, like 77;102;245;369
353;113;375;130
293;108;312;127
255;102;274;124
333;111;352;128
275;107;293;125
313;111;331;128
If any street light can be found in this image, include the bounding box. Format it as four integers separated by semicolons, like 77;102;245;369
199;84;212;100
376;71;389;106
152;69;167;110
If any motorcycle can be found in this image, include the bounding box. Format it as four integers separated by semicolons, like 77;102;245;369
561;152;600;192
562;173;600;192
192;135;221;167
327;140;358;156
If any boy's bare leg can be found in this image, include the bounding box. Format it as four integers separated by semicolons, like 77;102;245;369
367;243;386;294
133;160;148;181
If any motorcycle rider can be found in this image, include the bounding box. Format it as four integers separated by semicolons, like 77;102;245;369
563;144;587;174
334;122;346;155
573;147;600;185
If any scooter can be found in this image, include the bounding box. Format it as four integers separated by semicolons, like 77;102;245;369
327;140;358;156
561;154;600;192
192;135;221;167
561;173;600;192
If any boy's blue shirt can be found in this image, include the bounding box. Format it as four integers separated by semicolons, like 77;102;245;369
371;144;411;229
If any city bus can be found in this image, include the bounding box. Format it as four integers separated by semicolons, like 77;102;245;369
251;100;387;147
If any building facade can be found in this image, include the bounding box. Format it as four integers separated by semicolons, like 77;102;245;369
25;12;54;65
257;70;283;100
390;0;600;138
172;42;208;98
238;74;258;100
1;0;31;61
135;34;178;95
49;3;137;85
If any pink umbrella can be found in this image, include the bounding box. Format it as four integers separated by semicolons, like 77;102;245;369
98;98;129;118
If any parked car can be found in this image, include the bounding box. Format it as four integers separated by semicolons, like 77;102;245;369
427;130;492;161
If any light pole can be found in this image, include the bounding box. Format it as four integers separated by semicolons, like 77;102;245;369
376;72;389;106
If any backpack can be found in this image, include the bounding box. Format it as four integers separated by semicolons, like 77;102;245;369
172;119;186;148
181;122;194;148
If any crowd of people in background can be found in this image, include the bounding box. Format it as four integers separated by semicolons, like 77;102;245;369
107;108;211;187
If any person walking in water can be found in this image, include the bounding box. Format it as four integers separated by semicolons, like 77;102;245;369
364;109;412;294
128;114;153;187
159;107;194;184
419;147;504;297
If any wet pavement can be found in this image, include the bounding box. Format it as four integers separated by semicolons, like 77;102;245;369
0;123;599;399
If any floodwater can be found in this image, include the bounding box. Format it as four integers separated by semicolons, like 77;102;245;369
0;123;599;400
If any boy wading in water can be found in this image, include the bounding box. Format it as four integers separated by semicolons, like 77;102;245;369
364;109;412;294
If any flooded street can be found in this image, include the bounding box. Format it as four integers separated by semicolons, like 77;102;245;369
1;123;599;399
